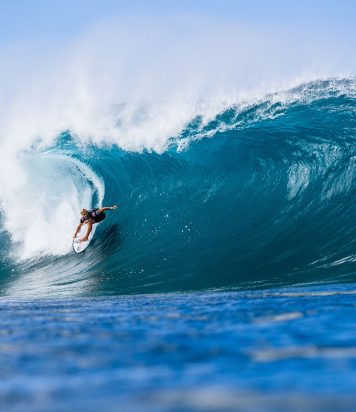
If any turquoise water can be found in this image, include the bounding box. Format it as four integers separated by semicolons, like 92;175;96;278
1;79;355;297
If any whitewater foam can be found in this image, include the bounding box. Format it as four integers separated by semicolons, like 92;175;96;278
0;153;104;259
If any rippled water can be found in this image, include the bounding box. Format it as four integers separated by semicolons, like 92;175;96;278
1;282;355;411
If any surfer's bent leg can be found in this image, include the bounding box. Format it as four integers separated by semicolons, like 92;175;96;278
81;220;94;241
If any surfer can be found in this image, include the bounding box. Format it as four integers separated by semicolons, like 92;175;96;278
73;206;118;242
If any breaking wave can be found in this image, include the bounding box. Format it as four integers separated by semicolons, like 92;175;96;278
0;79;355;296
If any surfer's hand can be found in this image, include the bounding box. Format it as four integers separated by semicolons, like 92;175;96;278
111;205;118;210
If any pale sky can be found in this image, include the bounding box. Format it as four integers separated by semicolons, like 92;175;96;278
0;0;355;47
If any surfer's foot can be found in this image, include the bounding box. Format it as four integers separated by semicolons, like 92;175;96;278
80;237;89;242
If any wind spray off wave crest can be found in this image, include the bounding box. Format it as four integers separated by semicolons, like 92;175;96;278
1;10;355;154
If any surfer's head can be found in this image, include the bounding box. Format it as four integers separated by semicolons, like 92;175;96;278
81;209;89;217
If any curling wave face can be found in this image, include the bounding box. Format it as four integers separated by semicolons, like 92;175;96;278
0;79;355;297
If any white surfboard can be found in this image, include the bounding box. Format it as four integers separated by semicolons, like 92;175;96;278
72;222;98;254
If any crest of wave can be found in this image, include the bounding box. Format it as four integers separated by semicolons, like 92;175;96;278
0;12;353;152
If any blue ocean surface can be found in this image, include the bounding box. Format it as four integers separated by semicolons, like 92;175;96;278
0;79;355;410
1;283;356;412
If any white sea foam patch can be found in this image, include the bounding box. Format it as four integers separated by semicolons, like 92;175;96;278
0;153;104;260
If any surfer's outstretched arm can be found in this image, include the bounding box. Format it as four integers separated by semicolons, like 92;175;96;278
73;223;83;238
97;205;118;214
